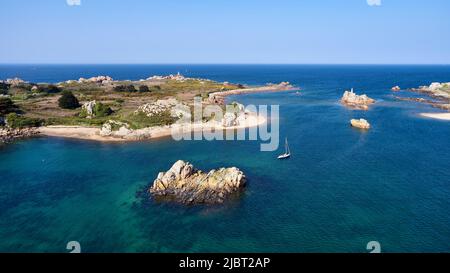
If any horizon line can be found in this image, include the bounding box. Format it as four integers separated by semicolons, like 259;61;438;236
1;63;450;66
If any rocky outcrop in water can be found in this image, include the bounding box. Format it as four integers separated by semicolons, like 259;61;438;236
341;89;375;110
391;86;401;91
350;118;371;129
394;96;450;111
149;160;246;204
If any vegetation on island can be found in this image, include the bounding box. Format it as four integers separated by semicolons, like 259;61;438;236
0;97;18;116
58;91;80;109
0;76;242;130
5;113;42;129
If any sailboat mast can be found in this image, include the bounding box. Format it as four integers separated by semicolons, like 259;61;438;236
285;138;290;154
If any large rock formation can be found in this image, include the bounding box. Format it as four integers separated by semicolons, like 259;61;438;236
350;118;371;129
341;89;375;110
0;127;38;143
78;76;113;85
100;120;130;136
149;160;246;204
415;82;450;99
5;78;26;86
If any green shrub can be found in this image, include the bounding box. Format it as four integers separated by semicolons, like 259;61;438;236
6;113;42;128
125;110;177;129
93;102;113;117
113;85;137;92
58;91;80;109
36;84;61;94
0;97;18;116
0;82;10;94
138;85;150;92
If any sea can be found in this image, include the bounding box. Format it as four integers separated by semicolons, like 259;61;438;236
0;64;450;253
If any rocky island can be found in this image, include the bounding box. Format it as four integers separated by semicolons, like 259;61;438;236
0;74;290;143
341;89;375;110
149;160;246;204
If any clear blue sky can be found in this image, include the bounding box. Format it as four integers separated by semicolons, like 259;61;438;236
1;0;449;64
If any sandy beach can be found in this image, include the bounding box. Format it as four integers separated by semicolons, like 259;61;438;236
38;112;266;142
420;113;450;121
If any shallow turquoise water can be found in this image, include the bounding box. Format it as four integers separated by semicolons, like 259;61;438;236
1;65;450;252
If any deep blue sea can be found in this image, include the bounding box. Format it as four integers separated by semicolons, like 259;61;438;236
1;65;450;253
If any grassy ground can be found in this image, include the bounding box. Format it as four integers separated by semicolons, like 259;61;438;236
6;78;241;128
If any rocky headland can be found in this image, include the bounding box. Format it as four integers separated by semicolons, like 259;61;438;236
399;82;450;120
208;82;294;104
341;89;375;110
149;160;246;204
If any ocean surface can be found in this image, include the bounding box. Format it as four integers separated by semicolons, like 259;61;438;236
1;64;450;253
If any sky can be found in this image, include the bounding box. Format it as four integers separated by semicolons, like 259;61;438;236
0;0;449;64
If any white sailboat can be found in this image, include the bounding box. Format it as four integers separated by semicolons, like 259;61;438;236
278;138;291;159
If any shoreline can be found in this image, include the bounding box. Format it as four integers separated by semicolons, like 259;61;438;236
420;112;450;121
38;112;266;142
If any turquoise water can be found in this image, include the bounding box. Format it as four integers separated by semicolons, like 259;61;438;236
1;65;450;252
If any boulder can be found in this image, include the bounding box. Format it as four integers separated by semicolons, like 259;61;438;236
149;160;246;204
100;120;129;137
222;112;237;127
81;100;96;118
350;118;371;129
136;98;180;117
221;102;246;127
429;82;442;91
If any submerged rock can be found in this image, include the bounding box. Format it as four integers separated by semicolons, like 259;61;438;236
350;118;371;129
149;160;246;204
341;89;375;110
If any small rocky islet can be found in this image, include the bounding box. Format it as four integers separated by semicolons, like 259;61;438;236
341;88;375;110
149;160;246;204
350;118;371;130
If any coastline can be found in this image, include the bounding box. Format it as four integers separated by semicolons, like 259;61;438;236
420;112;450;121
38;112;266;142
35;84;289;142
